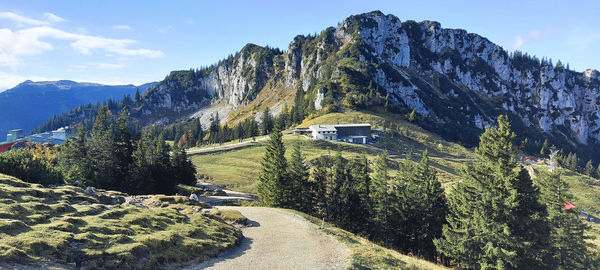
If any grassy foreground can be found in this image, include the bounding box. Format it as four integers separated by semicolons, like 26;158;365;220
286;209;448;270
0;173;241;269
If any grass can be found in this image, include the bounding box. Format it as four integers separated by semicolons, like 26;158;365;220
285;209;449;270
190;110;474;194
0;173;241;269
210;209;248;225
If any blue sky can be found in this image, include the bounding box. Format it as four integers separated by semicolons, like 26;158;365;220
0;0;598;91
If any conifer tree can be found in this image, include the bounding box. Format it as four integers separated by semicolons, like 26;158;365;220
88;106;116;189
171;146;197;186
258;123;289;207
537;169;590;269
371;150;392;247
408;109;417;122
261;107;274;135
584;160;594;176
58;127;90;184
327;152;348;221
288;144;310;212
596;164;600;179
114;108;133;190
570;153;579;172
129;132;154;194
134;88;141;102
396;150;447;260
348;153;371;232
310;156;328;218
435;115;550;269
152;133;175;194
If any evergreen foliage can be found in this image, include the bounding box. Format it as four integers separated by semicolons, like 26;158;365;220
0;148;62;185
257;124;290;206
435;115;551;269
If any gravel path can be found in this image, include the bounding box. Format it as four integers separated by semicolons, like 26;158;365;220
189;207;350;270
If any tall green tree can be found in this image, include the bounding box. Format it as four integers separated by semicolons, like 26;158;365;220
114;108;133;190
258;124;290;207
395;150;447;260
172;146;197;186
371;150;393;247
58;127;90;184
537;169;590;269
310;156;329;218
288;144;310;212
540;139;549;157
87;106;116;189
435;115;551;269
261;107;274;135
584;160;594;176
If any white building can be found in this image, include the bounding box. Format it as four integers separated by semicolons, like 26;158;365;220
308;124;371;144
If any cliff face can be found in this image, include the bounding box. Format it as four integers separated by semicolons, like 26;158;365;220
135;11;600;149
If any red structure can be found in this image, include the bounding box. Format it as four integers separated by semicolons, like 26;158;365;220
563;201;576;210
0;140;27;153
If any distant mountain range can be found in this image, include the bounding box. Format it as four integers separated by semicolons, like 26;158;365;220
0;80;156;141
33;11;600;162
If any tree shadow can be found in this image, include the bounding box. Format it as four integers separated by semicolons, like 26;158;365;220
195;220;260;268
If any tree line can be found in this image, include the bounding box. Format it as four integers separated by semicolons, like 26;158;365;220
258;116;597;269
58;106;196;194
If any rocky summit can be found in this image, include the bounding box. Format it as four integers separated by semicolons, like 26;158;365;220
40;11;600;156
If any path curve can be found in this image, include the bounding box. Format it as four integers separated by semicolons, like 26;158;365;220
188;207;350;270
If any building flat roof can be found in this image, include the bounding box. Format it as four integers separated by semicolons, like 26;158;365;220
308;123;371;132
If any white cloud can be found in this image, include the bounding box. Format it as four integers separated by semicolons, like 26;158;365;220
43;12;66;23
0;26;164;68
114;24;132;30
0;12;48;26
0;71;57;91
512;27;559;51
92;62;127;70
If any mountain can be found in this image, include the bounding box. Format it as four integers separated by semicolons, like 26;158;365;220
0;80;156;140
36;11;600;160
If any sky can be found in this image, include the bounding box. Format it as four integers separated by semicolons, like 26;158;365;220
0;0;599;91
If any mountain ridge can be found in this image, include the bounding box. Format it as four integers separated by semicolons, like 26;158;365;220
34;10;600;160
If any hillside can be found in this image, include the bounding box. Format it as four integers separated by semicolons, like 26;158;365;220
190;110;473;194
0;80;156;140
0;173;241;269
36;10;600;163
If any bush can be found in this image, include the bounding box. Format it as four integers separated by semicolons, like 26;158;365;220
0;149;63;185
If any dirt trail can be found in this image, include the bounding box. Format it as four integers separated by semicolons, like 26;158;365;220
188;207;350;270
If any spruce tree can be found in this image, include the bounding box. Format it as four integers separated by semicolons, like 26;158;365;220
408;109;417;122
327;152;348;222
540;139;549;157
58;127;90;184
87;106;116;189
114;108;133;191
310;156;328;218
371;150;392;247
152;134;175;194
396;150;447;260
258;123;290;207
435;115;551;269
537;169;590;269
288;144;310;212
584;160;594;176
261;107;274;135
596;164;600;179
348;153;371;232
171;146;197;186
129;132;154;194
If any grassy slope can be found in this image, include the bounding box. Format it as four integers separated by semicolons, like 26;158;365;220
0;173;241;269
190;110;474;194
286;209;448;270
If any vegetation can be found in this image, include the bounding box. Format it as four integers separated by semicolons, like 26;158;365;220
0;148;62;185
0;173;240;269
57;106;197;195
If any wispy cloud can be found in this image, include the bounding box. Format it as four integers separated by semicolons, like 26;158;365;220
43;12;66;23
92;62;127;70
0;12;48;26
512;27;559;50
114;24;132;30
0;12;164;69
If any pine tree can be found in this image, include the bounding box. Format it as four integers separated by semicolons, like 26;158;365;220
396;150;447;260
537;169;590;269
570;153;579;172
326;152;348;222
596;164;600;179
371;150;393;247
171;146;197;186
288;144;310;212
348;153;371;232
152;133;175;194
58;127;90;184
310;156;328;218
134;88;141;102
584;160;594;176
87;106;116;189
258;124;290;207
261;107;274;135
114;108;133;191
129;132;154;194
435;115;551;269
